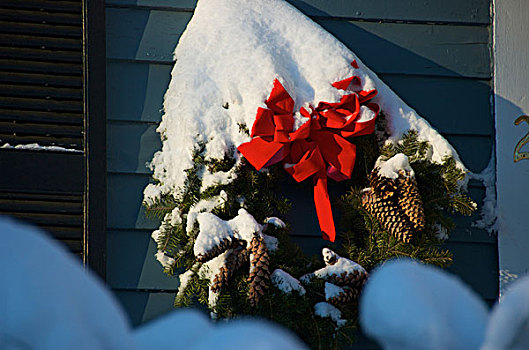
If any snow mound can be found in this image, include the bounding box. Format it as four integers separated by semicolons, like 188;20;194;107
316;248;366;278
265;216;287;229
272;269;306;296
194;209;264;258
482;274;529;350
301;248;366;283
228;208;263;242
0;216;310;350
263;234;279;252
314;302;346;327
134;303;308;350
144;0;464;204
325;282;344;300
134;309;213;350
195;212;234;257
360;259;488;350
186;192;228;234
193;317;307;350
376;153;414;179
155;251;176;270
0;218;136;350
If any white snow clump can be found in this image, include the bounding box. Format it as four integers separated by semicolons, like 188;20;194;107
376;153;414;179
360;259;488;350
271;269;306;296
314;302;347;327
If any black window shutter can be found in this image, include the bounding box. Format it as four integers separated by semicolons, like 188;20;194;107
0;0;106;279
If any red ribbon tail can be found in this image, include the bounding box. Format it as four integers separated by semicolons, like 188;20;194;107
313;170;336;242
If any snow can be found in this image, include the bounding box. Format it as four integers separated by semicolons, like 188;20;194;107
470;148;497;233
134;310;213;350
0;216;306;350
0;217;136;350
300;249;366;284
313;249;366;279
155;251;176;270
481;274;529;350
194;209;267;261
325;282;344;300
201;168;238;192
500;270;520;292
360;259;488;350
151;229;162;243
271;269;306;296
314;302;347;327
170;206;182;225
186;192;228;234
176;268;196;300
198;251;231;308
194;212;234;258
192;317;308;350
1;142;83;153
434;224;449;241
265;216;287;229
144;0;466;207
228;208;262;242
135;309;307;350
322;247;337;265
376;153;414;179
143;183;160;206
263;234;279;252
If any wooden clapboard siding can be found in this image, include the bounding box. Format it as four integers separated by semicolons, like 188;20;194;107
106;0;490;24
105;7;491;79
112;290;177;325
105;0;496;333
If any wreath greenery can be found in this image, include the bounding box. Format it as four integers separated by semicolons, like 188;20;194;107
145;124;475;350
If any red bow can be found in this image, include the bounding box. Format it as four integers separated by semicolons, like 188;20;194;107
238;66;379;242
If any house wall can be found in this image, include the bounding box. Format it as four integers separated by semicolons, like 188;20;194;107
494;0;529;293
105;0;497;328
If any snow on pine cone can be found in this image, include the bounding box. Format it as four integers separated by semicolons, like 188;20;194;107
211;241;249;293
397;169;425;231
327;284;365;306
303;249;368;286
248;235;270;306
327;271;368;305
196;237;242;263
362;188;414;243
327;269;368;289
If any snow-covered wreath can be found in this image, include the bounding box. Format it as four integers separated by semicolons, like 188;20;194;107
143;0;476;348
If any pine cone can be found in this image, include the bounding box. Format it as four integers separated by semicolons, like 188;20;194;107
362;189;414;243
397;170;425;231
247;235;270;306
370;169;398;199
211;241;249;293
328;285;362;306
196;237;241;263
327;269;368;288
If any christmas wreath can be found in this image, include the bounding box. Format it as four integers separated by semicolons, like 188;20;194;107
142;0;476;348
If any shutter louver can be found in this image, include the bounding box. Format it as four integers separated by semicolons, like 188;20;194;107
0;0;85;256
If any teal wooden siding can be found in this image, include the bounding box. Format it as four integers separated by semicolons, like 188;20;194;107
106;0;496;329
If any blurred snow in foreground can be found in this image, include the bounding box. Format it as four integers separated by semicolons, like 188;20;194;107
360;259;529;350
0;217;306;350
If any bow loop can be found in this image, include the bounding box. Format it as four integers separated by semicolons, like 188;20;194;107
265;79;295;115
